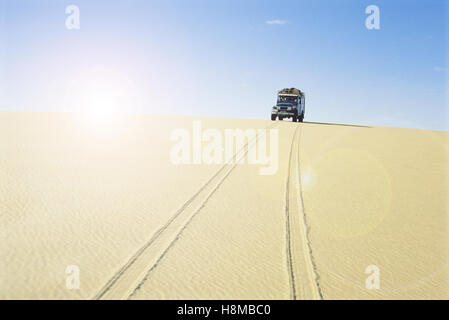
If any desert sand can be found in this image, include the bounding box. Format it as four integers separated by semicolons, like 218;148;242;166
0;111;447;299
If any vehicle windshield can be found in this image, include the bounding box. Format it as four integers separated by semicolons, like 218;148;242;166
277;96;299;104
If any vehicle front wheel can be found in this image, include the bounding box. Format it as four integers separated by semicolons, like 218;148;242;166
271;115;277;121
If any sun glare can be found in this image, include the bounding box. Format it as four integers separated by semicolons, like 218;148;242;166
65;67;143;134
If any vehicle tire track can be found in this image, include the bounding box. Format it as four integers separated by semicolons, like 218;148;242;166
94;123;276;300
285;126;299;299
285;124;323;300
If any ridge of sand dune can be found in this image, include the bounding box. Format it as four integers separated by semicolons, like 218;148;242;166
0;112;447;299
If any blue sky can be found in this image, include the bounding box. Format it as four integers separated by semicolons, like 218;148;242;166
0;0;448;130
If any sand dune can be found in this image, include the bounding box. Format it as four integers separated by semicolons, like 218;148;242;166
0;112;447;299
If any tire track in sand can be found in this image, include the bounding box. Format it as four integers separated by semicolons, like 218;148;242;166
94;123;277;300
285;124;323;300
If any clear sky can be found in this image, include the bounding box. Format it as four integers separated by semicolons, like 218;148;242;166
0;0;448;130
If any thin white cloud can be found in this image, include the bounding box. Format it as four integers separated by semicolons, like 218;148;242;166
266;19;287;25
433;66;448;72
